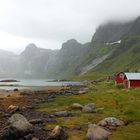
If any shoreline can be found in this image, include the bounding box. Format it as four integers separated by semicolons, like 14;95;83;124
0;84;87;139
0;85;71;98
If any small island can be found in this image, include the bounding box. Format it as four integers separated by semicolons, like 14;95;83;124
0;79;19;82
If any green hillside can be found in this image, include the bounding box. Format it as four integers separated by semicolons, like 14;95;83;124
78;36;140;80
75;17;140;80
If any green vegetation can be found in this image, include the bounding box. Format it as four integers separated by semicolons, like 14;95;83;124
37;81;140;140
47;42;115;79
79;36;140;80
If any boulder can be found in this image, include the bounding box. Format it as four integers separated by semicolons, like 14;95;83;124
78;90;87;94
29;119;44;125
32;137;39;140
82;103;95;113
20;90;32;95
54;111;72;117
86;124;111;140
47;99;55;102
82;106;93;113
72;103;83;109
86;103;95;109
3;113;32;139
13;88;19;91
48;125;68;140
98;117;124;128
7;105;19;114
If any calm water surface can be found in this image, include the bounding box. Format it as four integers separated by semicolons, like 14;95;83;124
0;78;81;90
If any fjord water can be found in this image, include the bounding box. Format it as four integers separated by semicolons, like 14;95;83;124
0;78;81;90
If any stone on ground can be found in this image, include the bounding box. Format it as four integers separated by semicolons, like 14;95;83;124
98;117;124;128
54;111;71;117
86;124;111;140
72;103;83;109
48;125;68;140
2;113;32;139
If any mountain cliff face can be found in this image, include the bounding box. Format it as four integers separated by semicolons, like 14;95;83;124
0;49;18;77
91;21;133;44
0;17;140;79
45;39;89;78
83;17;140;79
17;44;58;78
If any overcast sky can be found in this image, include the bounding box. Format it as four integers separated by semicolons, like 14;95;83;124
0;0;140;53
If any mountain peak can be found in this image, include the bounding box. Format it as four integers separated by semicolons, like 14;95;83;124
25;43;38;50
21;43;38;57
61;39;82;50
66;39;78;43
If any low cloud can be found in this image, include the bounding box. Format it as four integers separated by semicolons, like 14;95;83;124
0;0;140;53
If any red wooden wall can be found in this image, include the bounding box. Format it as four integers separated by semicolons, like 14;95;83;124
115;74;124;84
130;80;140;88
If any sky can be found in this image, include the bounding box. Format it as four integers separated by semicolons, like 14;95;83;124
0;0;140;54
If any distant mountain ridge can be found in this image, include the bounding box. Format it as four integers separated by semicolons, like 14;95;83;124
0;16;140;79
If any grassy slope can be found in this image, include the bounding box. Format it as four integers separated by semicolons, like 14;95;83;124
77;36;140;80
37;81;140;140
61;43;116;80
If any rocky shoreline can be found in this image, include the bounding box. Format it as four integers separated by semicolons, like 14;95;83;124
0;84;125;140
0;85;89;140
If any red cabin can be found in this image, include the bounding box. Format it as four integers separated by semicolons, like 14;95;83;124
115;72;125;84
123;73;140;88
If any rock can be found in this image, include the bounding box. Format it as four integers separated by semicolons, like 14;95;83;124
13;88;19;91
32;137;39;140
78;90;87;94
48;125;68;140
82;106;93;113
21;105;35;111
7;94;11;97
98;117;124;128
86;103;95;109
48;94;56;99
72;103;83;109
7;105;19;114
86;124;111;140
47;99;55;102
20;90;32;95
54;111;72;117
26;105;35;109
7;105;19;111
29;119;44;125
82;103;95;113
2;113;33;139
24;133;32;139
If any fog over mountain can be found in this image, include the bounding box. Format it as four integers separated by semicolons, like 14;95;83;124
0;16;139;78
0;0;140;53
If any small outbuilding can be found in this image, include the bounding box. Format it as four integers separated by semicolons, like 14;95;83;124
123;73;140;88
115;72;125;84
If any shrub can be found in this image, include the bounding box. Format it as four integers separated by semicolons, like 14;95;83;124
116;84;124;89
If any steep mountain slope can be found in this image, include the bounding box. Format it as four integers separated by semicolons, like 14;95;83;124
91;21;133;43
81;18;140;79
17;43;58;78
45;39;90;78
0;17;140;79
91;39;139;73
45;39;115;78
0;49;18;77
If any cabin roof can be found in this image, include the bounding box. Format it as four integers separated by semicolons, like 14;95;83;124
125;73;140;80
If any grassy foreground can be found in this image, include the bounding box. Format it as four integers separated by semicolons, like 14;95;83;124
37;81;140;140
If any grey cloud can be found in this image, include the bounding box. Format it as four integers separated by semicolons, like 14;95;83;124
0;0;140;51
